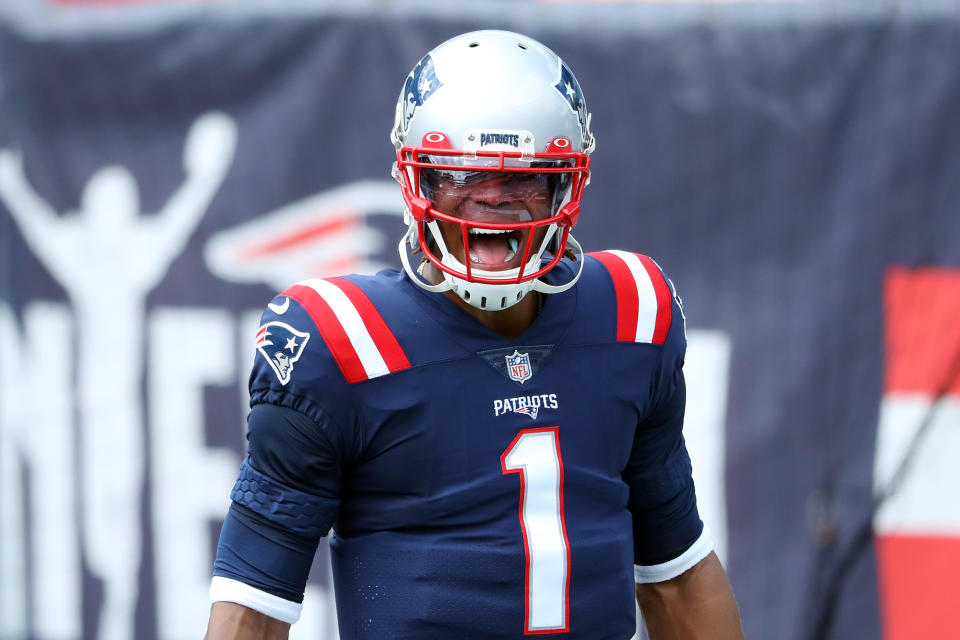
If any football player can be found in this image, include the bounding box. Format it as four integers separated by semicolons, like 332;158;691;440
205;30;744;640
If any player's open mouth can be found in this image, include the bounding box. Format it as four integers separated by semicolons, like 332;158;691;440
467;228;524;269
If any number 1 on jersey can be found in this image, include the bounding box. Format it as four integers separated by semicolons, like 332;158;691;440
501;427;571;634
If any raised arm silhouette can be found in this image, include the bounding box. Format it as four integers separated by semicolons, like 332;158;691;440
0;111;237;640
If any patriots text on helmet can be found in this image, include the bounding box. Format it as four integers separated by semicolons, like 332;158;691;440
479;133;520;147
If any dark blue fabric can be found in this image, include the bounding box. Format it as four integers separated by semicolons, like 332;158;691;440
230;458;340;539
214;403;344;602
222;258;702;638
624;367;704;565
245;402;346;499
213;503;318;603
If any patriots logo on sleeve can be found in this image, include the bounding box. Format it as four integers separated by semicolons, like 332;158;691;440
254;322;310;385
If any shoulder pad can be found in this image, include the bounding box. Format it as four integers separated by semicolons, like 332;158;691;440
587;251;676;345
260;276;412;385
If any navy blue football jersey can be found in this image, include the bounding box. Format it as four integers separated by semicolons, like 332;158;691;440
212;252;710;639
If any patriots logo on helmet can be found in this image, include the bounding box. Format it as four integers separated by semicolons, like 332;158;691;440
255;321;310;385
554;62;588;133
401;53;442;136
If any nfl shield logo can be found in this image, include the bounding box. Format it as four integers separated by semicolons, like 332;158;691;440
505;350;533;384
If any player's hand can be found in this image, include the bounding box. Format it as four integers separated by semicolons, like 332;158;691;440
183;111;237;178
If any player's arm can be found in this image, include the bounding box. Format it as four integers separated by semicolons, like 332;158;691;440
626;361;744;639
206;602;289;640
635;551;743;640
205;402;344;639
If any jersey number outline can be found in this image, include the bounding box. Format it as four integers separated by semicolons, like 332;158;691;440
500;427;571;634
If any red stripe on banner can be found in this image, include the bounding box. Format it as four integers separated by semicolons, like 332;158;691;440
637;254;673;346
589;252;638;342
240;215;357;259
326;277;411;373
884;267;960;394
876;534;960;640
285;284;367;384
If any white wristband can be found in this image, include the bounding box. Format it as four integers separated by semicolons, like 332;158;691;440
209;576;302;624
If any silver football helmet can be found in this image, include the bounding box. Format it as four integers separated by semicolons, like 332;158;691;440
391;30;595;311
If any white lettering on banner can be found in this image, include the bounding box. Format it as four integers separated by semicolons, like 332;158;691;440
0;112;237;640
0;302;81;639
149;309;241;638
682;330;732;564
0;303;28;640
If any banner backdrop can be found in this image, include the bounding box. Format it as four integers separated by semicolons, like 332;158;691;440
2;4;959;640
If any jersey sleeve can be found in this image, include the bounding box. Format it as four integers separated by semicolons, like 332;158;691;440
622;267;714;583
211;402;345;623
213;277;420;620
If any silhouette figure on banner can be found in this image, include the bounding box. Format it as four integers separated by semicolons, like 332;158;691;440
0;111;237;640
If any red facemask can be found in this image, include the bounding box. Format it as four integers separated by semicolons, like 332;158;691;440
394;132;590;285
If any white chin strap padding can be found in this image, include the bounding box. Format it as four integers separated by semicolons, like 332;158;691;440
532;233;585;296
398;219;586;311
444;233;585;311
442;258;535;311
397;223;451;294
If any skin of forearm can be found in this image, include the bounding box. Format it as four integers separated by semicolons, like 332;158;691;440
205;602;291;640
635;552;745;640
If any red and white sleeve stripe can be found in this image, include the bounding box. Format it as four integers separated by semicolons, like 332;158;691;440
283;277;411;384
589;250;674;345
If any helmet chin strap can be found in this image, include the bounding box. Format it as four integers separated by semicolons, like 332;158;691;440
397;217;586;308
532;233;584;295
398;221;451;293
